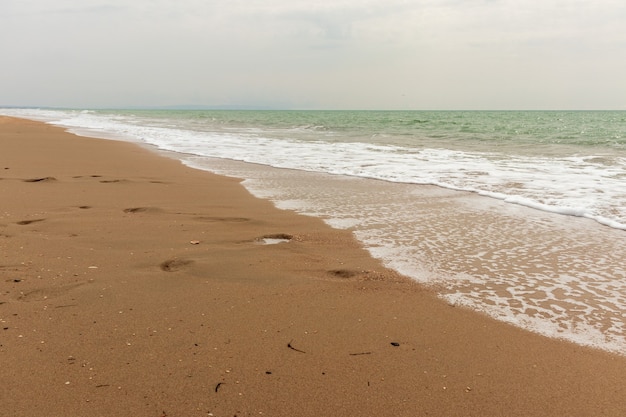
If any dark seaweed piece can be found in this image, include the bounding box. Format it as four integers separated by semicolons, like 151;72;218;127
287;340;306;353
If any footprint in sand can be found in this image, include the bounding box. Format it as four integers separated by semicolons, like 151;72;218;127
327;269;359;279
23;177;56;183
15;219;45;225
100;179;128;183
193;216;251;223
0;264;27;273
160;258;194;272
17;282;87;302
123;207;162;214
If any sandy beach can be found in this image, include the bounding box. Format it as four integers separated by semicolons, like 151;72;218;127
2;116;626;417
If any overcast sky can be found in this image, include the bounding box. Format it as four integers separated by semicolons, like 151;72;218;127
2;0;625;110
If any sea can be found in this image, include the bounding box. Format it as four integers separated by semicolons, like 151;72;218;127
2;108;625;355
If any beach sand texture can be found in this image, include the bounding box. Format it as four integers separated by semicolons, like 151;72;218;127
1;116;626;416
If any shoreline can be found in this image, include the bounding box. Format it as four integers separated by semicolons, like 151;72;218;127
186;154;626;357
2;116;626;416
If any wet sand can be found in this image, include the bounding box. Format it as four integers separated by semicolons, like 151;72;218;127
1;116;626;417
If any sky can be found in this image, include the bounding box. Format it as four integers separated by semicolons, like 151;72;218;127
1;0;625;110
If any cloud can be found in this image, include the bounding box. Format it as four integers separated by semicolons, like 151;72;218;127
1;0;625;109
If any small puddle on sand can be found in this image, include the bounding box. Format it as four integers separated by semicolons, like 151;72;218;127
255;234;293;245
259;238;291;245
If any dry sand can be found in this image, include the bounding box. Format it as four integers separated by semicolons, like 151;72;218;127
1;116;626;416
